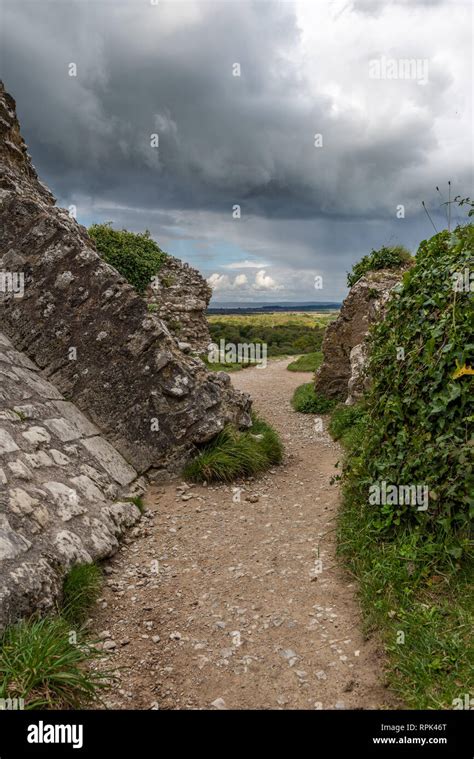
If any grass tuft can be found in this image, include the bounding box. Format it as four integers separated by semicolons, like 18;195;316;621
291;383;336;413
0;616;112;709
124;495;145;514
62;563;103;626
183;414;283;483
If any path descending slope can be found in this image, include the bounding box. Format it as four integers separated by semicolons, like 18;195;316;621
91;359;395;710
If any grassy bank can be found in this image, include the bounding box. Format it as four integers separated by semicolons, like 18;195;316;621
287;351;323;372
330;404;473;709
328;225;474;709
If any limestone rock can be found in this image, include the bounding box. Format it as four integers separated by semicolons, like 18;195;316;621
346;343;368;406
0;330;143;631
315;269;408;402
0;82;251;474
145;256;212;353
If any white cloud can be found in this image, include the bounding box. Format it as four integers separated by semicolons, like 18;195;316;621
207;272;249;291
253;270;283;291
207;273;230;291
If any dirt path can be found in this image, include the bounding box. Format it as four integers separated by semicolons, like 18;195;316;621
90;358;394;710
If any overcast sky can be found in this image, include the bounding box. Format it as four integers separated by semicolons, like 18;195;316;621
0;0;472;303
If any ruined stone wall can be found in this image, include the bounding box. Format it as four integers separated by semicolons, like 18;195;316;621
315;269;409;403
0;331;143;631
0;82;251;475
146;256;212;353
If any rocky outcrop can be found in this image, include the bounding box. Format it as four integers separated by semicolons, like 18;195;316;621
315;269;409;403
0;330;143;631
146;256;212;353
0;82;251;475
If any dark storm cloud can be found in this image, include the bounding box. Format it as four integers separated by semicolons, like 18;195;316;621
0;0;471;301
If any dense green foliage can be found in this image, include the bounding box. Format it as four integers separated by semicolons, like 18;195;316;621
332;225;474;707
183;414;283;483
347;244;412;287
0;617;111;709
208;320;325;357
357;226;473;548
287;351;323;372
89;223;167;293
291;383;337;413
62;563;103;625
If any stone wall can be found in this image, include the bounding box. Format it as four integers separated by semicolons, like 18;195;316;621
0;82;251;475
0;330;143;631
146;256;212;353
315;268;409;403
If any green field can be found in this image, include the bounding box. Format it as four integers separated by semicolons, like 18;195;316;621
207;311;337;329
206;312;336;363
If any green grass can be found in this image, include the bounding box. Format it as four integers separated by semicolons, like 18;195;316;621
183;414;283;483
0;616;112;709
291;383;336;413
207;312;337;329
124;495;145;514
287;351;323;372
328;403;368;448
331;404;474;708
200;355;252;373
62;563;103;626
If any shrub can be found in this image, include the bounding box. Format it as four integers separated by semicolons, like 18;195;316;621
0;617;112;709
183;414;283;483
354;225;473;548
291;383;336;413
89;223;167;293
62;563;103;625
287;351;323;372
347;244;412;287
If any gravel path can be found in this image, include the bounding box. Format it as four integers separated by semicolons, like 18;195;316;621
90;358;395;710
